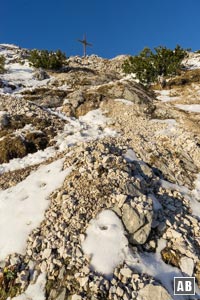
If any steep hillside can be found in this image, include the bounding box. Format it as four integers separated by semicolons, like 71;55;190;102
0;44;200;300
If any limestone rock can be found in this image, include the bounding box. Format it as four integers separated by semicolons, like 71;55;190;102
137;284;171;300
122;203;152;244
0;111;10;128
179;256;194;276
33;68;49;80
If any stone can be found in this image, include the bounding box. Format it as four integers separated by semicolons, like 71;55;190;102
71;294;82;300
122;203;152;244
116;194;127;208
33;68;49;80
122;203;145;233
42;248;52;259
120;267;132;278
179;256;194;276
137;284;171;300
0;111;10;128
116;286;124;297
55;288;66;300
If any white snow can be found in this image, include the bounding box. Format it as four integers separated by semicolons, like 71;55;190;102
183;52;200;70
175;104;200;113
0;61;51;95
133;239;200;300
0;109;116;174
55;109;117;150
0;147;56;175
114;98;133;105
160;179;200;217
0;159;72;261
159;179;189;195
82;210;129;276
156;90;179;102
152;119;177;136
7;272;46;300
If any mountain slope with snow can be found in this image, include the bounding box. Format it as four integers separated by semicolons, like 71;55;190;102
0;44;200;300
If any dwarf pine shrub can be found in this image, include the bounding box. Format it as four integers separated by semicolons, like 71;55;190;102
28;49;67;70
0;55;5;73
122;45;188;84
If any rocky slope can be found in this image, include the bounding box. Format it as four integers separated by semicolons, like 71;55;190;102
0;44;200;300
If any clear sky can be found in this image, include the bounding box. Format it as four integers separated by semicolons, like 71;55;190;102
1;0;200;58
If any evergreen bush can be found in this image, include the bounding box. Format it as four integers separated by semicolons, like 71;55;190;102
28;49;67;70
0;55;5;73
122;45;188;84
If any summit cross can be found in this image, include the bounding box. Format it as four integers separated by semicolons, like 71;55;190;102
78;34;92;57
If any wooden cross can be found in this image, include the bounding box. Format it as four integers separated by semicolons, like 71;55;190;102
78;34;92;57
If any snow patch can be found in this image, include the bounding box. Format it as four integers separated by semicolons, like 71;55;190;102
82;210;128;276
133;239;200;300
156;90;179;102
152;119;177;136
0;159;72;261
55;109;117;150
0;109;116;174
175;104;200;113
114;99;133;105
160;179;200;217
8;273;46;300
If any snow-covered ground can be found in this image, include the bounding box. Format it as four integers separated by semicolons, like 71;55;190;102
114;98;133;105
183;52;200;70
151;119;177;136
0;44;51;95
82;210;130;277
0;109;117;174
7;273;46;300
155;90;180;102
0;159;72;261
175;104;200;113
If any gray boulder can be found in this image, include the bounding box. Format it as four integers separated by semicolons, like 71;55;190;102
33;68;49;80
0;111;10;129
122;202;153;244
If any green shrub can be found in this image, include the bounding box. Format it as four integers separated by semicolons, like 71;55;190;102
122;45;188;84
0;55;5;73
28;49;67;70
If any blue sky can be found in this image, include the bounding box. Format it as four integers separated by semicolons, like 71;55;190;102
1;0;200;58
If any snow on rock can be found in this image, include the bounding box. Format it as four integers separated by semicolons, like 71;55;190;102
82;210;128;276
183;52;200;70
133;239;198;300
152;119;177;136
0;109;116;174
160;178;200;217
55;109;117;150
175;104;200;113
7;272;46;300
0;44;52;95
0;147;56;175
0;61;50;95
0;159;72;261
114;98;133;105
155;89;179;102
